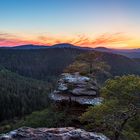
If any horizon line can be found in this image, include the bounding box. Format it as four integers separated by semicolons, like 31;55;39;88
0;43;139;50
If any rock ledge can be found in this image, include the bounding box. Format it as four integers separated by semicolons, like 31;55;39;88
0;127;109;140
50;73;103;105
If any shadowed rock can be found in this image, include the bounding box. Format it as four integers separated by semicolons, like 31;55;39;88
0;127;109;140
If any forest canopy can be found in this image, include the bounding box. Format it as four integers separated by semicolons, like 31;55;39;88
80;75;140;140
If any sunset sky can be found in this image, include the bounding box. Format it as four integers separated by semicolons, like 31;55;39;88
0;0;140;49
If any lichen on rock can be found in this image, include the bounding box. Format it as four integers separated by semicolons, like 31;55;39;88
0;127;109;140
50;72;103;105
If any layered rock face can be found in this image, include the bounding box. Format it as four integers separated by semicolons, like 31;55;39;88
0;127;109;140
50;73;103;105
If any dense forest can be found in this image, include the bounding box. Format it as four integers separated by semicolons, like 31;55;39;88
0;48;83;81
0;48;139;140
0;68;50;122
0;48;140;82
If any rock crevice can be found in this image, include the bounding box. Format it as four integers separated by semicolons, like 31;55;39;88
50;73;103;105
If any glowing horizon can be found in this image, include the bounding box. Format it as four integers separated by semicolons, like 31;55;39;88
0;32;139;49
0;0;140;49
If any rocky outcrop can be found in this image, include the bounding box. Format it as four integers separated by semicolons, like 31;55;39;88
50;73;103;105
0;127;109;140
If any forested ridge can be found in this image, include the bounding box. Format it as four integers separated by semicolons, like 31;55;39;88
0;48;140;82
0;48;84;81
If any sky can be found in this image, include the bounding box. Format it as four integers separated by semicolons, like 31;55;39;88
0;0;140;49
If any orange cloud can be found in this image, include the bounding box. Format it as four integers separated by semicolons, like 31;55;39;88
0;32;137;49
0;32;45;46
72;33;129;48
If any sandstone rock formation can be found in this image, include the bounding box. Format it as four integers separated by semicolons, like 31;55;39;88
50;73;103;105
0;127;109;140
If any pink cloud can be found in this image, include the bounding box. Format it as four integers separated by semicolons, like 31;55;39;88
0;32;129;48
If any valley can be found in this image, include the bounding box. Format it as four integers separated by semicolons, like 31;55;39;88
0;46;139;140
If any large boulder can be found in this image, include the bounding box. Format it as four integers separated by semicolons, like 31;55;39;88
0;127;109;140
50;73;103;105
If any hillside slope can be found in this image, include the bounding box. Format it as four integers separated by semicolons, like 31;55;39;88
0;68;49;121
0;48;84;81
94;47;140;58
101;52;140;75
0;48;139;82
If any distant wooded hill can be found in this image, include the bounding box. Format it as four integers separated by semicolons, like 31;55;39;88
94;46;140;58
0;46;140;82
1;43;140;58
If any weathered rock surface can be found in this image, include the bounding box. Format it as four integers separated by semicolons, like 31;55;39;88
50;73;103;105
0;127;109;140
